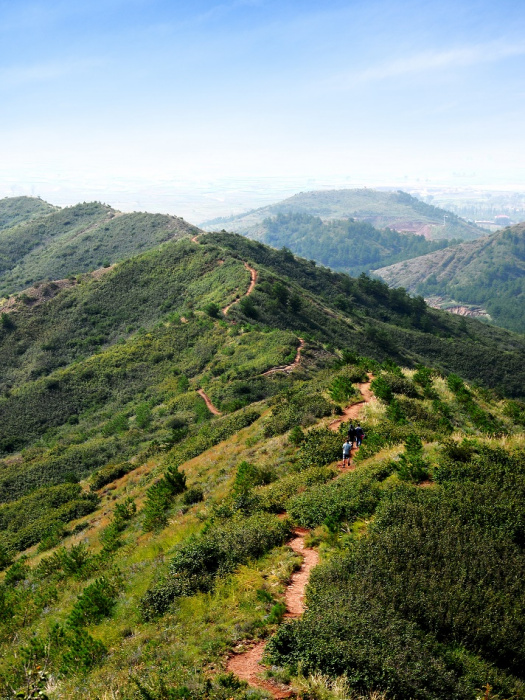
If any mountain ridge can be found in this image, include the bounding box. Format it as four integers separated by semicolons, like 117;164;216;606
0;225;524;700
0;198;200;296
203;188;484;241
374;222;525;333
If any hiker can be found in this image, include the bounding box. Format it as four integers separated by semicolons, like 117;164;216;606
342;439;352;468
355;424;365;447
347;424;356;447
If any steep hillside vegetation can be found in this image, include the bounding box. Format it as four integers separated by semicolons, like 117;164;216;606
1;349;524;699
245;212;457;276
204;189;483;241
1;231;524;699
0;196;57;232
0;199;200;296
375;223;525;333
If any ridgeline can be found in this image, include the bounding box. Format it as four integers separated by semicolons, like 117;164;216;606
0;206;524;700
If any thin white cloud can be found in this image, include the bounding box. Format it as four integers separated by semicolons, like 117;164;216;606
328;39;525;89
0;58;104;88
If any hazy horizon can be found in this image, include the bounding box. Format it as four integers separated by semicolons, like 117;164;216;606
1;0;524;221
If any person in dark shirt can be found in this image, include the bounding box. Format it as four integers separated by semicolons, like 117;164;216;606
347;424;356;447
355;425;365;447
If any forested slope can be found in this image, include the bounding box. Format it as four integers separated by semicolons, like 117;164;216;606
0;195;57;231
246;212;457;276
375;223;525;333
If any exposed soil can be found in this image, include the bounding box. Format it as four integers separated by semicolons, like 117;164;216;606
222;262;258;315
197;389;222;416
328;374;374;432
0;264;116;313
227;527;318;698
328;374;375;472
262;338;305;376
227;375;377;698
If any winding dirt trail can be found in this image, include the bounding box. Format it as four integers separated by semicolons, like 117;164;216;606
227;379;376;696
328;373;374;432
197;389;222;416
190;233;257;315
262;338;305;376
227;528;318;698
328;373;375;472
222;262;258;315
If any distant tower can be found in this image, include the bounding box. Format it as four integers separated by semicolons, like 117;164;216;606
443;215;448;226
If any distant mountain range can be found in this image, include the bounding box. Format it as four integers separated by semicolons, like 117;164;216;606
0;197;199;296
203;188;484;241
374;223;525;334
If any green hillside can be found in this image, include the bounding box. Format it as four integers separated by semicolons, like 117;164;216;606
204;188;483;241
0;199;200;296
375;223;525;334
0;195;57;232
247;212;458;276
0;231;524;699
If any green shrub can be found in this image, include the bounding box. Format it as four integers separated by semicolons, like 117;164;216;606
38;542;94;579
289;426;305;445
268;466;525;699
288;462;393;528
396;434;430;482
140;513;290;618
297;428;342;470
68;577;119;627
142;465;187;532
327;376;358;403
257;466;336;513
182;487;204;505
233;461;275;491
90;461;134;491
264;394;334;437
370;376;393;403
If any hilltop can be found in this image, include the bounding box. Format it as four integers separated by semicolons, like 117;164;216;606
0;195;58;232
0;198;200;296
203;188;484;241
0;228;524;700
374;223;525;334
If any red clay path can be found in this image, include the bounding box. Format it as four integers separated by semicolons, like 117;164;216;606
227;528;318;698
197;389;222;416
328;373;375;472
262;338;305;376
227;377;376;696
222;262;258;315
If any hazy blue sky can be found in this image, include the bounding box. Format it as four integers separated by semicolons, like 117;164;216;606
1;0;524;215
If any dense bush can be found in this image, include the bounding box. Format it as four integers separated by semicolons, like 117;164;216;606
140;513;290;618
90;461;134;491
0;483;98;555
296;428;343;470
288;462;393;528
68;577;119;627
142;465;187;532
268;444;525;699
264;393;334;437
256;466;336;513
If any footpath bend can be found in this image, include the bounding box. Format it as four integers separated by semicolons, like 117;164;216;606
226;378;375;698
